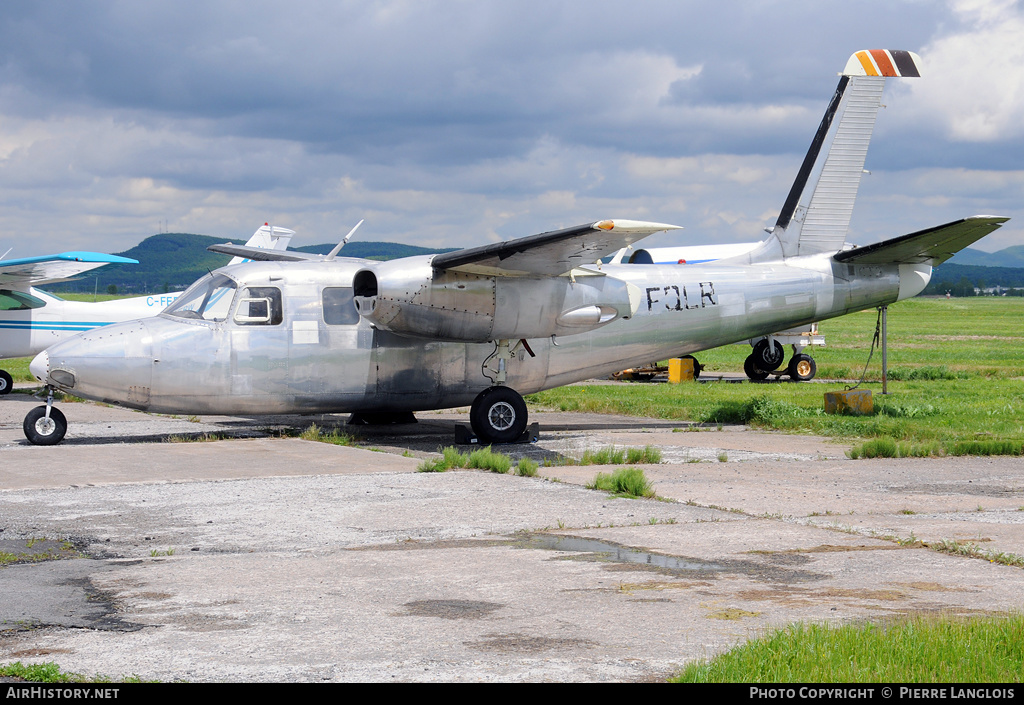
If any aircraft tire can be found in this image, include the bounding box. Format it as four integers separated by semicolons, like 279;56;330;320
470;386;528;444
681;355;702;380
743;355;770;381
24;405;68;446
0;370;12;395
788;353;817;382
753;339;785;370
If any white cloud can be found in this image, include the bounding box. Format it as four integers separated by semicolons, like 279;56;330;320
906;0;1024;141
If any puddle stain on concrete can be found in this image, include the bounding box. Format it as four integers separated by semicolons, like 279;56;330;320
465;632;597;653
524;534;721;572
729;583;985;610
400;600;504;620
748;544;904;555
884;483;1024;498
522;534;827;585
706;608;761;621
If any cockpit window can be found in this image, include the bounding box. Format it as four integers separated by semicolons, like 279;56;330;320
322;287;359;325
234;286;283;326
164;273;237;322
0;289;47;311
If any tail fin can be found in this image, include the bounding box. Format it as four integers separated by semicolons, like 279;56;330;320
227;223;296;265
752;50;922;262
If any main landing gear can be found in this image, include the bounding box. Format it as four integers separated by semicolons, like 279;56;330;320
470;386;528;444
743;337;818;382
0;369;12;395
24;388;67;445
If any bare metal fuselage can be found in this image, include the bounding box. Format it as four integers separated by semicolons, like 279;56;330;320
34;253;927;415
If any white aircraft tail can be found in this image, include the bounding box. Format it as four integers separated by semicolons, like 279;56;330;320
228;223;296;265
748;50;922;262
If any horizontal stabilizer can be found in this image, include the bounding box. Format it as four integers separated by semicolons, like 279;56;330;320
834;216;1009;266
0;251;138;287
432;219;682;277
207;243;319;262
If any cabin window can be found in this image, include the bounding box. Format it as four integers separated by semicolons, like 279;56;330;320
322;287;359;325
0;289;47;311
234;286;283;326
164;273;237;322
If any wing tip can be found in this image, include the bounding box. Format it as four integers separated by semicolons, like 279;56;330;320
592;219;683;234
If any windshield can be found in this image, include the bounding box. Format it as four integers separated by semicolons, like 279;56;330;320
164;273;237;322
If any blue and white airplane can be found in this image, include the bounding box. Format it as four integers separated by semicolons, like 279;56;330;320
0;224;294;394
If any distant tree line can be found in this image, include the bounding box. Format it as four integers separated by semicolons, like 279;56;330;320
923;263;1024;297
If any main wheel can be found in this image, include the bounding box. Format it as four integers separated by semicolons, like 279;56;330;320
0;370;12;395
788;353;817;382
743;355;769;381
681;355;702;380
24;405;68;446
470;387;528;444
752;339;785;370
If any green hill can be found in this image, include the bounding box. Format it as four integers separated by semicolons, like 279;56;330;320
950;245;1024;269
48;233;457;294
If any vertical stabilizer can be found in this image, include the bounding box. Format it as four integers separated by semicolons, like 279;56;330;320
759;50;921;260
228;224;296;265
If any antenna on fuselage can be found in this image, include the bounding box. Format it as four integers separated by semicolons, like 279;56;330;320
0;247;11;261
325;219;364;261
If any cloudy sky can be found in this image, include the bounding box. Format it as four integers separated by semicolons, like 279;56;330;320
0;0;1022;257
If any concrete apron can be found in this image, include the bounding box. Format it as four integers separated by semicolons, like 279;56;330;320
2;393;1023;682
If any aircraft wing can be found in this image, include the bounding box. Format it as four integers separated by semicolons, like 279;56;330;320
431;220;682;277
0;251;139;288
834;216;1009;266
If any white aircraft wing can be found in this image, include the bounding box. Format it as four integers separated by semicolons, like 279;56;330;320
0;252;139;288
834;216;1009;266
431;219;682;277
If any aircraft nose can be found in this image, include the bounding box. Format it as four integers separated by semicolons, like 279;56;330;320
29;350;49;383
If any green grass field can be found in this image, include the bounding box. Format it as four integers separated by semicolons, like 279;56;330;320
528;297;1024;455
673;614;1024;683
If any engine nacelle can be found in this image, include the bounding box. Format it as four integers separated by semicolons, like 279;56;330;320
352;256;641;342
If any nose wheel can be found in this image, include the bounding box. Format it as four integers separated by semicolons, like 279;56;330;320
470;386;528;444
24;405;67;445
23;387;67;445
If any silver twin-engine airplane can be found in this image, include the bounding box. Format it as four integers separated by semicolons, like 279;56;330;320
25;50;1009;445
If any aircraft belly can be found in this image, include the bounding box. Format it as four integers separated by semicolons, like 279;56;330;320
371;330;467;410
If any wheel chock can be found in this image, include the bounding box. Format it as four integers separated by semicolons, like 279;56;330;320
823;389;873;415
455;422;539;445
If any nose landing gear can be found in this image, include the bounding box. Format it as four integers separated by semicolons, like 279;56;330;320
24;388;67;445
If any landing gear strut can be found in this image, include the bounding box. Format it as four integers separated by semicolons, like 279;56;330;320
470;386;528;444
24;388;67;445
